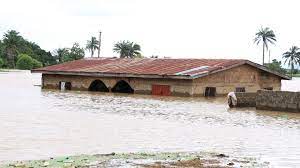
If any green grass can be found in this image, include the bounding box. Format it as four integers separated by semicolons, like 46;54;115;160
0;152;266;168
292;73;300;77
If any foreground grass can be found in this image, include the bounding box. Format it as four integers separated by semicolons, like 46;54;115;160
0;152;269;168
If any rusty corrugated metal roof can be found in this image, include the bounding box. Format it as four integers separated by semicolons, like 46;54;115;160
32;57;290;80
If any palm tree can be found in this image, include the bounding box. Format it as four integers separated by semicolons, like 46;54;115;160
282;46;300;77
254;27;276;65
2;30;23;68
113;40;141;58
86;37;99;57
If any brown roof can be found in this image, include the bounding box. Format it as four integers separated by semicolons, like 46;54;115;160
32;57;290;80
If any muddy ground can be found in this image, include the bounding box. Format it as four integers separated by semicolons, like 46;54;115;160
0;152;269;168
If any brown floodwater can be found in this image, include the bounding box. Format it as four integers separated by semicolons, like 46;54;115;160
0;71;300;167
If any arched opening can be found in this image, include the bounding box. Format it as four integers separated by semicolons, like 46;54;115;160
88;80;109;92
111;80;134;93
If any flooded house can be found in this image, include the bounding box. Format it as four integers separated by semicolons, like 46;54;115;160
31;58;290;96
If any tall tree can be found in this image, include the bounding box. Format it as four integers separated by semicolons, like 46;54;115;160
113;40;141;58
86;37;99;57
254;27;276;65
282;46;300;77
69;43;85;60
2;30;24;68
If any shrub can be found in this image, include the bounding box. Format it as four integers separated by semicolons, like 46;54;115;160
32;59;43;69
16;54;34;70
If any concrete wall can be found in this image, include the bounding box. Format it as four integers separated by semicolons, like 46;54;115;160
192;64;281;96
41;64;283;97
256;90;300;112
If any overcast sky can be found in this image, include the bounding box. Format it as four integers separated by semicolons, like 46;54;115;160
0;0;300;64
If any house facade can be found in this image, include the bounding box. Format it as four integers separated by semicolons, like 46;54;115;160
32;58;290;97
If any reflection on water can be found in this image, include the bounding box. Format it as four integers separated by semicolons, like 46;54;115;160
0;71;300;167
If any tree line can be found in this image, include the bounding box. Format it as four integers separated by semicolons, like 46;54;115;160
0;30;142;70
0;30;86;69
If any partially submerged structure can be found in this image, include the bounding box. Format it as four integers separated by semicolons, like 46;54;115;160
32;58;290;96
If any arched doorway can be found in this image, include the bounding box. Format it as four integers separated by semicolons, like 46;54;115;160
111;80;134;93
88;80;109;92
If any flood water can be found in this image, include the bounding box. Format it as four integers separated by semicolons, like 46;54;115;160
0;71;300;167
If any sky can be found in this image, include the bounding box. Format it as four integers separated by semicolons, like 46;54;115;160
0;0;300;64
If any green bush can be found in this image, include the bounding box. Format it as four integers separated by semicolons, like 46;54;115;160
32;59;43;69
16;54;34;70
16;54;43;70
0;58;3;68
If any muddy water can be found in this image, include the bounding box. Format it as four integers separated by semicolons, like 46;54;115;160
0;71;300;167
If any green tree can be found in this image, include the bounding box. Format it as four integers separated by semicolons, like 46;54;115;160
53;43;84;63
1;30;56;68
86;37;98;57
282;46;300;77
16;54;42;70
2;30;24;68
16;54;34;70
69;43;85;60
32;59;43;69
53;48;69;63
265;59;286;74
254;27;276;65
113;40;141;58
24;41;56;66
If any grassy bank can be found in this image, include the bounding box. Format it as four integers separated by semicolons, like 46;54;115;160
0;152;269;168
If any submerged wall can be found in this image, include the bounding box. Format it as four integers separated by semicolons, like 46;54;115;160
234;92;257;107
232;90;300;112
256;90;300;112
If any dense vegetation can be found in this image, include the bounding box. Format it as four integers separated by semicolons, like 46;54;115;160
53;43;85;63
0;30;143;70
16;54;43;70
0;30;85;70
265;59;286;74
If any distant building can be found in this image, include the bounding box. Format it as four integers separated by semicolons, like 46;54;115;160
32;58;290;97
